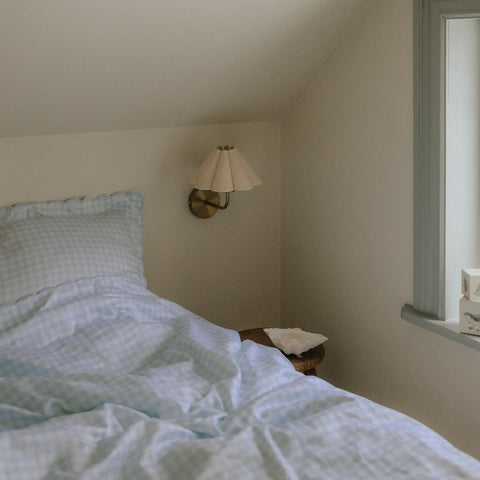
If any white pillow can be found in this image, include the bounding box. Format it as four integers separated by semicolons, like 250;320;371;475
0;192;145;306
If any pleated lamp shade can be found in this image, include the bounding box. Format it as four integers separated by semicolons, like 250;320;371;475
190;146;262;192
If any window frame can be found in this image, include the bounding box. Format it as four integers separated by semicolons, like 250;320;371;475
402;0;480;350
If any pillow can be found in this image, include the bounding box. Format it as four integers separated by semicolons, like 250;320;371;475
0;192;145;306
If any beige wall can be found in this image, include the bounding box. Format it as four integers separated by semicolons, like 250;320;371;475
281;0;480;459
0;121;281;331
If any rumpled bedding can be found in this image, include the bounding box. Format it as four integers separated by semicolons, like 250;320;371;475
0;276;479;479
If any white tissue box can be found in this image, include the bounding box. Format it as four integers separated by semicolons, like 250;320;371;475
459;296;480;336
461;269;480;302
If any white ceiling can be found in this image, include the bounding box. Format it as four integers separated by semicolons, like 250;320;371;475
0;0;369;138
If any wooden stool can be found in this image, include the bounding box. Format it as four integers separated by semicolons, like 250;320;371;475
239;327;325;376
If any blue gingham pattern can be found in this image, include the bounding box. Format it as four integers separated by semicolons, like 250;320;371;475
0;277;479;480
0;192;145;306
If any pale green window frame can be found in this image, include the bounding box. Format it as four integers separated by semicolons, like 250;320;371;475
401;0;480;351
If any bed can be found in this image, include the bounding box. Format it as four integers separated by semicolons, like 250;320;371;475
0;192;479;479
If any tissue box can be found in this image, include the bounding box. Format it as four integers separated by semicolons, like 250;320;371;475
459;296;480;336
461;269;480;302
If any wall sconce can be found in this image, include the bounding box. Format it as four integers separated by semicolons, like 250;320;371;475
188;145;262;218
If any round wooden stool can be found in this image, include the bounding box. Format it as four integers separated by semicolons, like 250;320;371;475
239;327;325;376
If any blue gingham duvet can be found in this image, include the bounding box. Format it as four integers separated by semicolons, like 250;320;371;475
0;277;479;480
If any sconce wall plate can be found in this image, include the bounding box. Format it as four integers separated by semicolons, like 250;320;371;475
188;189;220;218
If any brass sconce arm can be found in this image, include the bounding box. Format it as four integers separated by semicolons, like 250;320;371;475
203;191;230;210
188;189;230;218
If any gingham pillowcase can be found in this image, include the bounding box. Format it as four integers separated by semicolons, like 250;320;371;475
0;192;146;306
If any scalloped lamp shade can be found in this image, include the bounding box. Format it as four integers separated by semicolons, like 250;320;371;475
190;146;262;192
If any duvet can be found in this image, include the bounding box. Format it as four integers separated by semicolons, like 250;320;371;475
0;276;479;479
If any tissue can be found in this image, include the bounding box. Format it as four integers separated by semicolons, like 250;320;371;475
263;327;327;356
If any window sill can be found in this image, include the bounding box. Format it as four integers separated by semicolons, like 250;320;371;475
401;304;480;352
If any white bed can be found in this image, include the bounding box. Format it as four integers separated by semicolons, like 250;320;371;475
1;193;479;479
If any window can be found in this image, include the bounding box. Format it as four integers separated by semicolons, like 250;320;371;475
444;17;480;319
401;0;480;350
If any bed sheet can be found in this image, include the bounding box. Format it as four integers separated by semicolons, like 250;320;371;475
0;276;479;480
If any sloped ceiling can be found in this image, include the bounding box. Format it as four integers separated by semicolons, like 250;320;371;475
0;0;369;137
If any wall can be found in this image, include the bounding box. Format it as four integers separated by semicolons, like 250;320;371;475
0;121;281;331
445;18;480;318
281;0;480;459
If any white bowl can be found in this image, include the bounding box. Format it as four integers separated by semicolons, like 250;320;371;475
263;327;327;357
